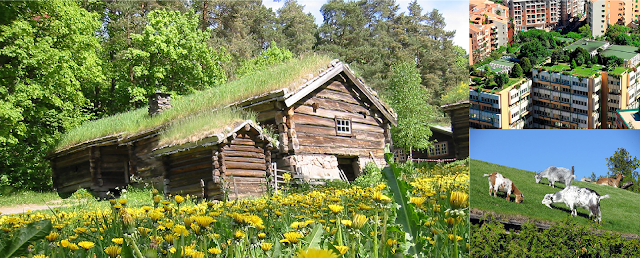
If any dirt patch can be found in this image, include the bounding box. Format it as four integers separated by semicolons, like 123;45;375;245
0;200;71;215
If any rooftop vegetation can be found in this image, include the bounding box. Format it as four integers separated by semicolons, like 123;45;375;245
56;54;334;151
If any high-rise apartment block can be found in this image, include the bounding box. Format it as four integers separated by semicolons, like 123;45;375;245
470;0;512;64
509;0;559;31
587;0;634;37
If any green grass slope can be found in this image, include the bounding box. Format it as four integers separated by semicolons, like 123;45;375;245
471;159;640;235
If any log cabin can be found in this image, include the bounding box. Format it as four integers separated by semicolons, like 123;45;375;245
152;120;272;200
48;57;397;199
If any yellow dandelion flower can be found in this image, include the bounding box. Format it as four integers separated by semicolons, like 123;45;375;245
68;243;79;251
283;173;292;183
172;225;189;236
59;239;71;248
208;247;222;254
153;195;162;204
450;191;469;209
410;197;427;207
448;234;463;242
118;199;128;205
341;220;352;227
280;231;304;244
193;216;215;227
372;192;391;203
386;239;398;246
328;204;344;214
191;251;205;258
174;195;185;204
261;242;273;251
32;255;48;258
234;230;246;239
45;232;59;242
334;245;349;255
258;233;266;239
351;214;367;229
445;217;456;226
78;241;95;250
169;247;176;254
296;248;338;258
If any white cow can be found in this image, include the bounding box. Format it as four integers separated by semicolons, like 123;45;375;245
535;166;576;188
541;185;610;224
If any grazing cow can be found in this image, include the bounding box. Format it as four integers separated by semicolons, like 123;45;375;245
596;174;625;188
483;172;524;203
541;186;610;224
535;166;576;188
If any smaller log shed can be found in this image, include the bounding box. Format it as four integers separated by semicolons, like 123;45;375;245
49;134;130;198
152;120;273;200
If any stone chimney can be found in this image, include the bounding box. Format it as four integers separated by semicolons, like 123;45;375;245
148;91;171;116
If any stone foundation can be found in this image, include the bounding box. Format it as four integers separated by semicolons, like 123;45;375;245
276;154;388;181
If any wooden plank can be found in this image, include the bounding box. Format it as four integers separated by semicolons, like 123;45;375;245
297;134;383;149
224;156;266;164
170;154;211;168
53;150;91;168
257;110;278;122
296;146;384;157
295;124;385;142
324;80;351;93
230;138;257;146
293;113;384;133
295;105;380;126
224;169;266;177
314;87;361;106
170;162;212;174
302;97;372;116
223;145;264;153
284;63;344;107
224;161;266;170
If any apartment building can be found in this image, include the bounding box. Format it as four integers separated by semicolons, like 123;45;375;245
469;0;511;64
530;69;602;128
510;0;560;31
586;0;608;37
609;0;634;25
560;0;585;26
601;67;640;127
469;79;533;129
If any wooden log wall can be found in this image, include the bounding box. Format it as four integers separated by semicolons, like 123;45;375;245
52;148;92;196
291;79;387;158
166;147;215;199
222;135;269;200
95;145;129;193
130;135;165;188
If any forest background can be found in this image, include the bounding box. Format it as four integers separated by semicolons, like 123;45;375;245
0;0;468;192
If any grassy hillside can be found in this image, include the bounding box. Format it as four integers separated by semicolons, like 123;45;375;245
471;159;640;235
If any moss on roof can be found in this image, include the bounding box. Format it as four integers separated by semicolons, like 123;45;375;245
56;54;334;152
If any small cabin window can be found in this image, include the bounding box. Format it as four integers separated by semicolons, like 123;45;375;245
428;142;448;157
335;118;351;135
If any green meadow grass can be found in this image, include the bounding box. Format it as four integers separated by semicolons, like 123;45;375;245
0;191;60;207
57;54;333;151
471;159;640;235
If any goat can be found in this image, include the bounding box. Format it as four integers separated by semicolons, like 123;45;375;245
595;174;625;188
483;172;524;203
541;186;610;224
535;166;576;188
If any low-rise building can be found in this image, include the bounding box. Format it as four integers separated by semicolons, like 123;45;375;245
615;108;640;128
469;0;511;64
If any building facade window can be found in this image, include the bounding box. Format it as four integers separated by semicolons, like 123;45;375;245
429;142;449;157
335;118;352;135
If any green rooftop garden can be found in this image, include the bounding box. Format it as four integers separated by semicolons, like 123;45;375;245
609;66;630;77
541;62;607;78
564;39;608;53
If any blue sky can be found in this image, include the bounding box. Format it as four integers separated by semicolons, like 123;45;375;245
263;0;468;53
470;129;640;180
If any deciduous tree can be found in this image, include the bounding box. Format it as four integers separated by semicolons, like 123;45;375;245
606;148;640;192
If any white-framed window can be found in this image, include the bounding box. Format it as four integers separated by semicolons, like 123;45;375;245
428;142;449;157
335;117;352;135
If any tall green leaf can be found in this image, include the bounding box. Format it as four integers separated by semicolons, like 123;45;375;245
304;223;324;249
0;219;52;258
382;165;421;255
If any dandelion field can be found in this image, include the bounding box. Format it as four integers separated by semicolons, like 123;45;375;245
0;161;469;258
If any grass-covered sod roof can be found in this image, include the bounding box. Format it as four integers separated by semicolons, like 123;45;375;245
56;55;334;152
